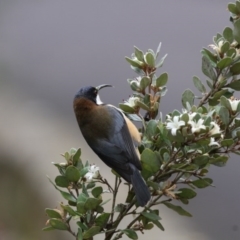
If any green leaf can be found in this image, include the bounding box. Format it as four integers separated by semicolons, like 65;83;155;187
227;80;240;90
49;218;69;230
55;176;70;188
73;148;81;166
223;27;234;43
119;104;135;113
131;66;144;75
210;89;229;105
70;148;77;155
220;42;230;53
78;228;83;240
220;96;232;110
115;204;126;213
192;76;206;93
233;18;240;44
228;3;239;14
217;57;232;69
213;33;223;45
125;57;142;68
64;152;70;161
47;176;76;202
156;54;167;68
60;191;77;202
126;113;142;122
141;148;160;174
182;89;195;108
206;79;213;89
45;208;62;219
77;202;87;214
77;193;88;203
177;188;197;199
230;62;240;75
152;220;165;231
144;223;154;230
156;72;168;87
95;213;110;227
128;80;141;92
77;221;88;231
191;178;213;188
144;52;155;67
136;100;150;111
82;226;101;239
209;156;228;167
201;48;217;66
218;106;229;125
180;113;189;124
61;205;79;216
92;186;103;198
79;167;89;177
141;212;161;221
122;229;138;240
237;1;240;12
96;205;104;213
134;46;144;61
221;139;234;147
163;202;192;217
202;55;216;80
147;180;160;190
156;42;162;58
145;120;158;138
42;226;55;231
65;166;80;182
140;76;151;89
84;198;102;210
192;155;209;169
86;182;95;189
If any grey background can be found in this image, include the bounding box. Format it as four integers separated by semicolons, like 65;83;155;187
0;1;239;239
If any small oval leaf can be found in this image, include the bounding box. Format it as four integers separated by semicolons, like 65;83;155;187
65;166;80;182
49;218;69;230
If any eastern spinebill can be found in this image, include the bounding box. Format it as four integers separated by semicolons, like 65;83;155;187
73;84;151;206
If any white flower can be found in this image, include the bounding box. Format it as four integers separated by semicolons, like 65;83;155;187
85;165;100;181
209;40;224;54
229;99;240;112
188;118;206;133
125;96;140;108
188;112;197;121
209;137;220;147
166;116;185;135
209;122;221;135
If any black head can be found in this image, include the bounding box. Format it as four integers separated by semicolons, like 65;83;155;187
74;84;112;104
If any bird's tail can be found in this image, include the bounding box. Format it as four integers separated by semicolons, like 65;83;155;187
130;164;151;207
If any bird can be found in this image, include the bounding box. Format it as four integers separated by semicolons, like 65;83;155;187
73;84;151;206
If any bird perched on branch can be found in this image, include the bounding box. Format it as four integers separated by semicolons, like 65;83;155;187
73;84;150;206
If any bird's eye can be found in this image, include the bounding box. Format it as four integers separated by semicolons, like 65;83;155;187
94;90;97;95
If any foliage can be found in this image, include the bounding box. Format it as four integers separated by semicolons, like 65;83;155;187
44;1;240;239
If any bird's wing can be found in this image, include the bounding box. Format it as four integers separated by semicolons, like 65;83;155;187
89;105;142;172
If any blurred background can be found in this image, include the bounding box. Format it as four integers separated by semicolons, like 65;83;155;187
0;0;239;239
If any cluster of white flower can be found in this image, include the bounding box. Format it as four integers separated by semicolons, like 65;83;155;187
124;96;140;108
209;40;224;54
85;164;100;181
166;112;221;137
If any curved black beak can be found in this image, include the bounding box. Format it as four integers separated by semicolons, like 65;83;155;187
96;84;113;91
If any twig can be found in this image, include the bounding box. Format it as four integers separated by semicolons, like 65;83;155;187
68;189;77;199
98;177;114;192
110;176;119;223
